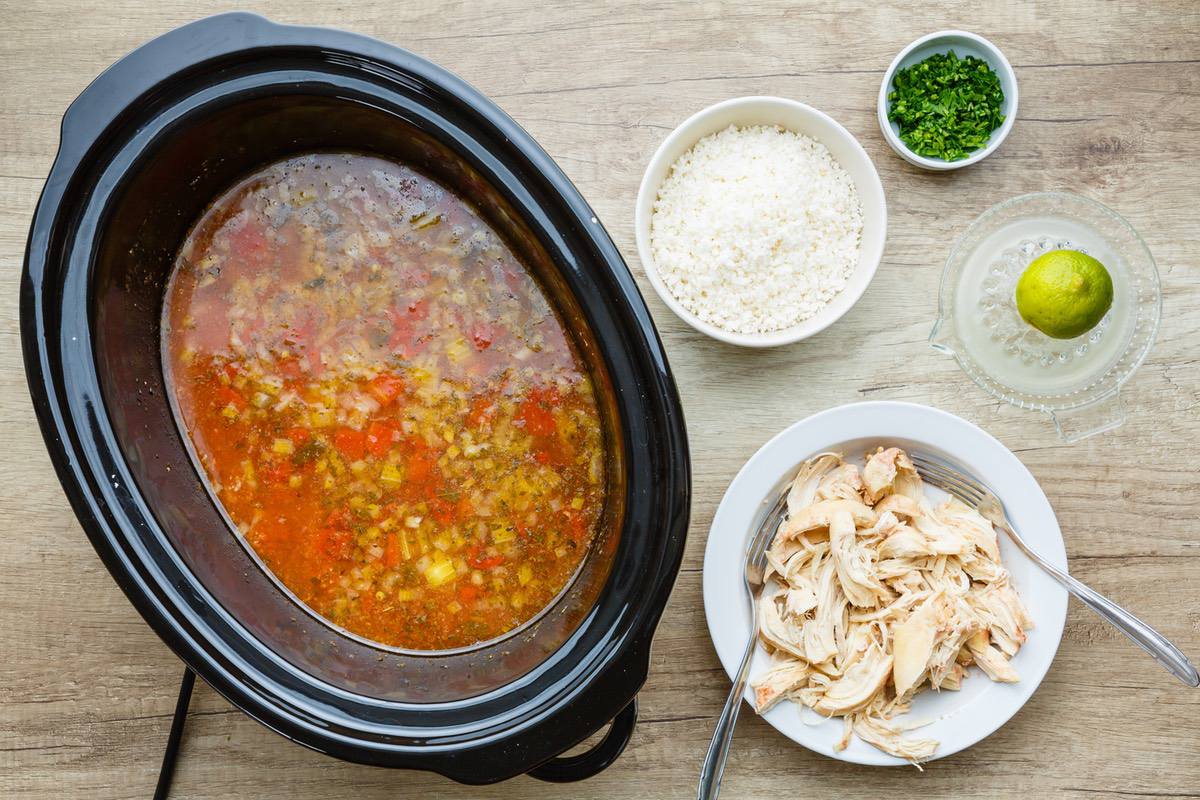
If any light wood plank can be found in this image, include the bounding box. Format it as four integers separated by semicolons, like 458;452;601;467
2;2;1198;798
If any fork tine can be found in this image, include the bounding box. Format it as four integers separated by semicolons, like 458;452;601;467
909;455;985;506
763;493;787;538
911;458;978;491
747;488;788;565
910;452;957;477
909;453;976;487
910;452;987;497
918;466;984;505
751;506;779;551
920;471;981;506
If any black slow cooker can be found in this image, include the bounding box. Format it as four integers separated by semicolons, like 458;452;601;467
20;12;690;784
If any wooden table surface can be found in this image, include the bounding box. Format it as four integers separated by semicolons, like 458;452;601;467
3;2;1198;798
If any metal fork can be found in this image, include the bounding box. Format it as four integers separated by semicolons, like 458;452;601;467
697;485;791;800
910;452;1200;687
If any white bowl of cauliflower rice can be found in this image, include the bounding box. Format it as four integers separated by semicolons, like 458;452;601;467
635;96;886;347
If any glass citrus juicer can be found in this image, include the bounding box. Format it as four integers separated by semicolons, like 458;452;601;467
931;192;1161;442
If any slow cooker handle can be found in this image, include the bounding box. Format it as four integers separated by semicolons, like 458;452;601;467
527;699;638;783
56;13;283;166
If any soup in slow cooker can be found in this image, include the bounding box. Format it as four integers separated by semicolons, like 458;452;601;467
163;153;607;651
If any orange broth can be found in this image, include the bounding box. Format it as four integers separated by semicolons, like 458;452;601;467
163;153;607;650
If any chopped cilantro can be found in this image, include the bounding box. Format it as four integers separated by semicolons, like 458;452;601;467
887;50;1006;161
291;439;326;466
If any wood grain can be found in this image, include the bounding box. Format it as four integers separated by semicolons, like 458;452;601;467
2;1;1198;798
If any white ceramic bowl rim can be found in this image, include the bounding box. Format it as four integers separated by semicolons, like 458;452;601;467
634;95;887;348
877;30;1018;170
702;401;1068;765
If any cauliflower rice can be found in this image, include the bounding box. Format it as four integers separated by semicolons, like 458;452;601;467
649;125;863;334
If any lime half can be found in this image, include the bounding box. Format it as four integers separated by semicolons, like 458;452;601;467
1015;250;1114;339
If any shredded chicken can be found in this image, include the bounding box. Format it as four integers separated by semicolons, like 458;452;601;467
749;448;1033;764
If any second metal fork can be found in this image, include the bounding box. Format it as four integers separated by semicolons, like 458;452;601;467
697;484;790;800
911;452;1199;687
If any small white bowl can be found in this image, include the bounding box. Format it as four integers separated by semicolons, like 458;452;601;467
877;30;1018;171
634;96;887;348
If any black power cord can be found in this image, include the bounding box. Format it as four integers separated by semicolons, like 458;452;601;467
153;667;195;800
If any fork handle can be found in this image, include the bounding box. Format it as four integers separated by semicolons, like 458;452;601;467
697;632;756;800
1012;530;1199;687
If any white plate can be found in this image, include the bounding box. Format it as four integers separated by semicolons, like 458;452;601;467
702;401;1068;765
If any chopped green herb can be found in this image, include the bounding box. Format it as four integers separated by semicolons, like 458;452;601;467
887;50;1005;161
291;440;326;466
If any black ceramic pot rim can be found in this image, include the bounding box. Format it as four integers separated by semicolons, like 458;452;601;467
21;12;691;784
